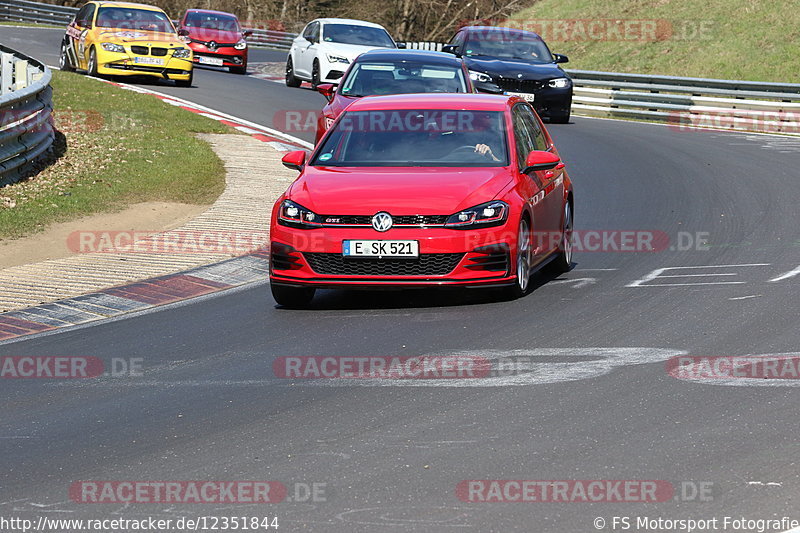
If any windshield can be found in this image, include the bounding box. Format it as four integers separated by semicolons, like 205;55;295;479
322;24;395;47
95;7;175;33
339;61;469;97
184;12;240;32
465;32;554;63
312;109;508;167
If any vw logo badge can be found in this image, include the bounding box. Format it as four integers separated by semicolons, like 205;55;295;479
372;212;393;232
208;41;218;51
517;73;523;78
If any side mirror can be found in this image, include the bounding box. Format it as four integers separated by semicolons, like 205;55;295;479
474;81;504;94
316;83;335;102
553;53;569;64
523;150;561;173
281;150;306;171
243;30;253;38
177;28;189;36
442;44;458;55
396;42;406;49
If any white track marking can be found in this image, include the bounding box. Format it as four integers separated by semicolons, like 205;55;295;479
627;264;771;287
728;295;761;300
549;277;597;288
770;265;800;282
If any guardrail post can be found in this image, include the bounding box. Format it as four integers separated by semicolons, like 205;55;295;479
15;59;28;91
1;53;13;95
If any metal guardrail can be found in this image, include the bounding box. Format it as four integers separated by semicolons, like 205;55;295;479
568;70;800;134
0;0;76;25
0;43;54;186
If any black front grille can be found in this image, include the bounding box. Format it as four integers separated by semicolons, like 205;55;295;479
320;214;449;226
151;47;168;56
107;64;187;75
496;78;546;93
130;45;148;55
304;253;463;276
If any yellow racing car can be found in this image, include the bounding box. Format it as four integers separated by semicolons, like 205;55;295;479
59;1;194;87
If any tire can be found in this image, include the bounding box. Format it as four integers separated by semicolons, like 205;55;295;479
549;97;572;123
311;59;320;89
231;65;247;75
271;284;315;308
285;56;301;87
175;70;193;88
59;40;74;72
550;109;571;124
87;47;98;77
546;201;574;274
502;217;533;300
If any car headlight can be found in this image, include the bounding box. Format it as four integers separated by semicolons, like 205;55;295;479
234;39;247;50
326;54;350;64
278;200;322;229
101;43;125;53
548;77;570;88
172;48;191;58
469;70;492;83
445;201;508;228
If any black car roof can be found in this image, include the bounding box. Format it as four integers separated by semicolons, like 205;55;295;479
356;49;463;65
460;25;544;40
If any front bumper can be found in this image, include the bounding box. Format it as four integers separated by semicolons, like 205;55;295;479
499;83;573;118
188;43;247;67
318;56;348;83
269;223;519;289
96;50;192;80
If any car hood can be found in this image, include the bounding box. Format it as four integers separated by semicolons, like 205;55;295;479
185;28;242;42
98;29;182;46
288;166;513;215
464;56;566;81
320;42;392;62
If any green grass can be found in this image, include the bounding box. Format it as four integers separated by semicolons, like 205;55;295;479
509;0;800;82
0;71;231;240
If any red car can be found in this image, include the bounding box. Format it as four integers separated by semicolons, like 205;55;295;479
269;94;574;308
313;48;481;144
178;9;251;74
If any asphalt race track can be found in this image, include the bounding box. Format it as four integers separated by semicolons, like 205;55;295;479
2;26;800;532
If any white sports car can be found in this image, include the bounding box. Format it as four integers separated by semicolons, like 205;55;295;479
285;18;398;88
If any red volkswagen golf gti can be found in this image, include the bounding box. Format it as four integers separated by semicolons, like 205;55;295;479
269;94;574;307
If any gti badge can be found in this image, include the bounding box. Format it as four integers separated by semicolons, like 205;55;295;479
372;212;393;232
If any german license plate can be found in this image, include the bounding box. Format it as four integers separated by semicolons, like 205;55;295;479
198;56;224;66
134;57;164;65
507;91;535;102
343;240;419;258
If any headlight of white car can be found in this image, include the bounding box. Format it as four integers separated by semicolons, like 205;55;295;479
172;48;192;58
326;54;350;64
101;43;125;53
234;39;247;50
469;70;492;83
548;77;571;88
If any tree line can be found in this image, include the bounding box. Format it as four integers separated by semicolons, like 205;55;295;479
45;0;527;41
